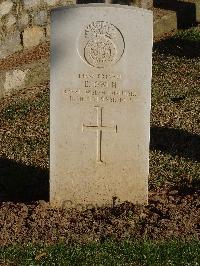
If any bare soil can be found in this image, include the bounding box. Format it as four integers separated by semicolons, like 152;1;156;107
0;43;50;72
0;186;199;247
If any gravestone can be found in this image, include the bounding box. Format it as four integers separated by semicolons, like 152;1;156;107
50;4;153;208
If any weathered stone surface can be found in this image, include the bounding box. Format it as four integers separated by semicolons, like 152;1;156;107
23;0;42;10
46;24;50;38
18;13;30;27
154;10;177;38
196;1;200;23
50;5;152;208
44;0;60;6
33;10;48;26
0;1;13;17
23;26;45;48
60;0;76;4
0;58;49;100
4;69;29;96
133;0;153;9
6;14;16;28
142;0;153;8
0;32;22;59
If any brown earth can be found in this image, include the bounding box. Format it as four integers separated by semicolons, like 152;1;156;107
0;185;199;247
0;42;50;72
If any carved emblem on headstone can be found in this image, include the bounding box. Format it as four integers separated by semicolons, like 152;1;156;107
78;21;125;68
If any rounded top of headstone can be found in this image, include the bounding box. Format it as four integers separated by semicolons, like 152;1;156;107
51;4;153;15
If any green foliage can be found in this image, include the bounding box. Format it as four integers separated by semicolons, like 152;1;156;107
175;28;200;41
0;239;199;265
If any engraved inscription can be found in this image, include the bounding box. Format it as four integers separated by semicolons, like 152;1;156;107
78;21;125;68
64;88;136;103
78;73;121;79
82;106;117;163
80;72;121;89
64;72;136;103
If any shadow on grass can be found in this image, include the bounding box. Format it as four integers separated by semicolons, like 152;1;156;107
154;36;200;58
154;0;197;29
0;157;49;203
0;127;199;203
175;177;200;196
150;126;200;162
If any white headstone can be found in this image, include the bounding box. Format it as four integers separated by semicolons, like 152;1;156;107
50;5;153;208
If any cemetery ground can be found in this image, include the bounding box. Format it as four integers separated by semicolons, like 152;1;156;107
0;27;199;264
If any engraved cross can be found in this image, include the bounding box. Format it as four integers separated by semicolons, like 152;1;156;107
82;106;117;163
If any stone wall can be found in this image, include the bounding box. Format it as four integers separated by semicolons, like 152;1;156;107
133;0;152;9
0;0;154;59
0;0;75;59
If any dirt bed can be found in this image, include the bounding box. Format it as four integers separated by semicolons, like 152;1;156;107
0;43;50;72
0;187;199;246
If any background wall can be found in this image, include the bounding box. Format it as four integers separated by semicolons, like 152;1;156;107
0;0;75;59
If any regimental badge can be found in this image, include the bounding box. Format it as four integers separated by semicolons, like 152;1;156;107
78;21;125;68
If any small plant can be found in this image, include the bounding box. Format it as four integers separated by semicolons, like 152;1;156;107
175;28;200;41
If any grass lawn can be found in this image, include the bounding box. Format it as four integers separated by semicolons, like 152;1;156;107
0;239;200;265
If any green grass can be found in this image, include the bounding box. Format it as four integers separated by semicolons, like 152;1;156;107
175;28;200;41
150;28;200;187
0;240;199;265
